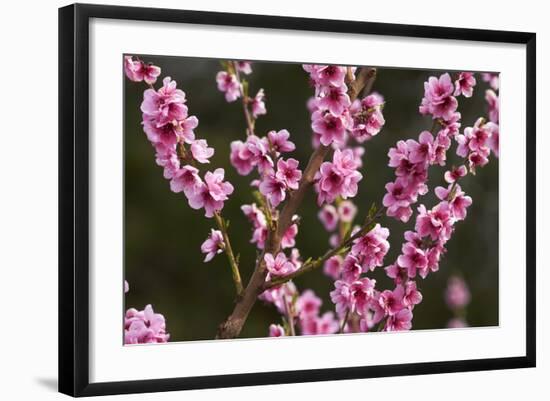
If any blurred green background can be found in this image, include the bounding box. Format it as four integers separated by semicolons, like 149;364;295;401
124;56;499;341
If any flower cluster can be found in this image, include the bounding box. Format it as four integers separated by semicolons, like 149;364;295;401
230;129;296;177
315;149;363;205
419;73;459;121
383;72;471;223
135;73;234;218
304;65;352;147
259;158;302;207
124;56;161;85
454;72;476;98
456;117;499;173
349;93;386;142
124;304;170;344
326;222;416;332
216;61;266;124
262;285;339;336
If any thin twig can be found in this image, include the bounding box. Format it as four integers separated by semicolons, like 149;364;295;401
233;61;255;136
214;212;244;296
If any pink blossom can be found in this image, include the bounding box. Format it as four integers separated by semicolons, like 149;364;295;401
445;276;471;309
330;278;376;316
259;174;287;207
409;131;436;165
251;89;267;118
318;204;339;231
230;140;255;175
316;65;347;88
468;150;490;173
485;89;499;123
154;143;180;179
216;71;241;102
264;252;297;277
481;72;499;91
351;224;390;271
296;290;322;319
125;305;170;344
236;61;252;75
176;115;199;144
359;298;385;332
190;139;214;164
300;312;339;335
311;110;348;146
435;184;472;221
385;263;405;284
338;200;357;223
141;77;188;127
124;280;129;294
403;281;423;308
318;84;351;116
323;255;343;280
187;168;234;218
269;324;285;337
397;242;428;278
454;72;476;97
170;165;202;196
268;129;296;153
415;203;453;242
341;254;362;283
384;308;413;331
349;93;386;142
330;280;353;315
382;178;416;223
200;229;224;262
124;56;161;84
281;223;298;249
315;149;362;205
444;165;467;183
419;73;458;121
379;285;405;316
245;135;274;174
275;158;302;190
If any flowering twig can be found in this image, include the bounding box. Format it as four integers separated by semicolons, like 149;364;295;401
214;212;244;296
233;61;256;136
216;67;377;339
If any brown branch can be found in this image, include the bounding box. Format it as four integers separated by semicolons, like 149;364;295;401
216;66;378;339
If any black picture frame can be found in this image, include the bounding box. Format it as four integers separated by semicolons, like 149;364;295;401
58;3;536;397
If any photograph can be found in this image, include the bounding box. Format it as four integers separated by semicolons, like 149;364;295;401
123;56;500;344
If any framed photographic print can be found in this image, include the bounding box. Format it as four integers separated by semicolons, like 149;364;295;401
58;3;536;397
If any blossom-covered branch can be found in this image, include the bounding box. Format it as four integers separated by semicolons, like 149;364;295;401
216;66;378;339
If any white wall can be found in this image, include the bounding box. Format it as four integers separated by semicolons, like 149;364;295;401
0;0;545;399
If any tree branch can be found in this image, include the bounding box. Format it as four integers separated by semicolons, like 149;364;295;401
216;66;378;339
